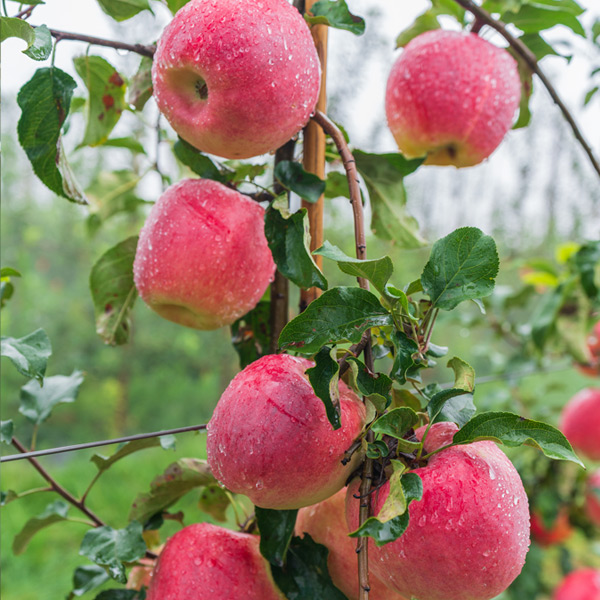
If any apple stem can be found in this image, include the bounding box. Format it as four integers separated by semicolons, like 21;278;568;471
453;0;600;179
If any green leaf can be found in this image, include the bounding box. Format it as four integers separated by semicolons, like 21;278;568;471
197;485;231;522
1;19;52;60
390;330;420;385
520;32;570;60
0;267;21;278
324;171;349;199
222;160;268;183
126;56;153;111
421;227;499;310
256;507;298;567
90;236;139;346
354;150;425;248
17;67;87;203
92;436;176;476
574;241;600;300
130;458;216;524
79;521;146;583
453;412;585;467
306;346;341;430
173;138;226;182
278;287;393;354
24;24;52;60
165;0;191;13
1;420;14;444
530;283;569;350
396;10;440;47
96;0;152;21
511;52;533;129
447;356;475;392
427;389;476;426
346;357;393;411
502;0;585;37
314;241;393;298
349;472;423;546
1;490;19;505
71;565;110;597
230;301;271;369
371;407;419;440
264;200;328;291
101;137;146;154
271;535;347;599
274;161;325;204
13;500;69;555
305;0;365;35
584;86;599;106
19;370;84;425
1;328;52;383
73;56;126;147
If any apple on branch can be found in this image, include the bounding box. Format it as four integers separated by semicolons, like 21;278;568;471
386;29;521;167
346;422;530;600
559;387;600;461
133;178;275;330
152;0;321;159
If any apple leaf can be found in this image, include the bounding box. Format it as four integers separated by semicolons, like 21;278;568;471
73;56;126;147
346;356;393;411
278;287;393;355
305;0;365;36
90;236;139;346
511;51;534;130
427;388;476;427
447;356;475;392
453;412;585;467
530;283;570;351
314;241;394;298
129;458;216;524
354;150;425;248
173;138;227;182
390;330;421;385
371;407;419;440
13;500;70;555
96;0;153;22
1;328;52;384
1;420;14;445
17;67;87;204
19;370;84;425
349;472;423;546
264;201;328;291
502;1;585;37
197;485;231;522
231;301;271;370
79;521;146;583
324;171;349;199
127;56;153;111
306;346;341;430
1;267;21;309
270;534;347;599
421;227;499;311
396;10;441;47
70;565;110;598
1;19;52;60
101;138;146;154
256;507;298;567
574;241;600;300
166;0;192;13
274;161;325;204
1;490;19;506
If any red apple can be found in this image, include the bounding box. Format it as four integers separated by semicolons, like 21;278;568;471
577;321;600;378
385;29;521;167
586;470;600;526
296;488;408;600
133;178;275;330
530;508;572;547
207;354;367;509
554;568;600;600
152;0;321;159
559;388;600;461
346;422;530;600
146;523;284;600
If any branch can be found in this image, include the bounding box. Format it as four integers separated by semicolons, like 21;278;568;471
453;0;600;179
46;27;155;59
13;4;36;19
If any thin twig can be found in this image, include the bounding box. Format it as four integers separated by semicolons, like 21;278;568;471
453;0;600;179
1;424;207;463
45;27;156;58
13;4;36;19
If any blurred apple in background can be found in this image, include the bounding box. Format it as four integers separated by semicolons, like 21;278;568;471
530;508;573;547
553;568;600;600
559;388;600;461
586;470;600;526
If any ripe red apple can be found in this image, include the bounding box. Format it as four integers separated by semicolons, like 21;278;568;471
152;0;321;159
577;321;600;377
346;422;530;600
530;508;572;547
554;568;600;600
146;523;284;600
207;354;367;509
586;470;600;526
296;488;408;600
385;29;521;167
559;387;600;461
133;178;275;330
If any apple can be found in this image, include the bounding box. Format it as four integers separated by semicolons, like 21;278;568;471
554;568;600;600
296;488;408;600
385;29;521;167
146;522;284;600
577;321;600;377
585;470;600;526
346;422;530;600
152;0;321;159
133;178;275;330
207;353;367;509
530;508;572;547
559;387;600;461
